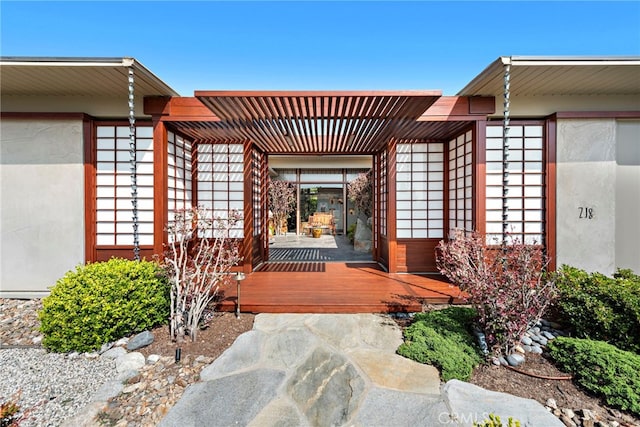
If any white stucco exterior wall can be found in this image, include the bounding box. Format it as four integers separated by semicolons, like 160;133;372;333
556;118;640;275
0;119;85;297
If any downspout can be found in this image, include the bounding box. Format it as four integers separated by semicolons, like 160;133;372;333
502;56;512;245
126;58;140;260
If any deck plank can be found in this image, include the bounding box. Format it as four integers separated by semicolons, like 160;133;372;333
218;262;464;313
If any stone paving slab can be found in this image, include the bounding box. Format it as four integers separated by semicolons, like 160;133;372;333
160;313;557;426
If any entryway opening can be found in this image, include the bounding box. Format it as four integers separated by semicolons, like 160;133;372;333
268;155;373;263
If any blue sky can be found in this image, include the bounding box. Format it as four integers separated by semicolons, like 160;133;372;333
2;1;639;95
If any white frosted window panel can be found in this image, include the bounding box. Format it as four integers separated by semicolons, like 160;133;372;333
198;172;213;182
115;186;132;198
413;210;428;219
97;222;115;234
397;191;412;200
229;173;243;182
486;199;502;210
525;187;542;197
429;210;443;219
213;144;227;153
397;172;411;182
138;223;154;234
97;233;116;245
486;150;502;162
213;154;227;163
397;181;411;191
397;219;412;229
214;181;229;191
527;138;543;150
97;210;115;221
524;174;542;185
507;198;523;210
413;229;428;238
116;222;134;234
115;151;130;162
486;162;502;172
137;163;154;174
486;138;503;150
97;198;115;210
507;222;523;233
486;222;502;233
214;172;228;181
486;126;503;137
525;211;542;221
229;192;244;201
138;211;154;222
396;163;411;172
397;144;411;153
485;186;502;197
465;199;472;210
97;150;114;162
508;162;523;172
138;199;154;210
97;126;115;137
397;210;411;219
397;153;411;163
525;162;543;172
412;172;427;181
168;144;176;155
507;186;522;197
397;229;411;238
509;126;523;137
198;155;213;166
116;139;130;151
229;163;243;174
430;163;443;172
229;200;244;210
138;175;155;186
97;186;115;198
429;200;443;210
525;126;543;137
510;150;523;162
413;144;428;153
116;234;134;245
199;200;213;209
456;145;465;157
116;210;133;222
198;190;211;201
524;222;543;233
427;219;442;229
509;174;522;185
428;153;443;162
115;127;130;137
138;235;153;245
526;150;543;161
413;200;427;210
199;144;213;153
413;152;428;162
116;199;132;210
465;187;472;198
525;198;542;209
510;138;523;150
429;181;443;191
412;162;428;172
229;144;243;153
430;230;443;239
413;220;428;229
509;210;522;221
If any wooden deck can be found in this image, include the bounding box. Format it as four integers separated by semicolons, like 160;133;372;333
218;262;464;313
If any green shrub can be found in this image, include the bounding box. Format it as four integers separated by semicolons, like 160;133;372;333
39;258;169;353
555;266;640;353
474;414;521;427
547;337;640;416
397;307;483;381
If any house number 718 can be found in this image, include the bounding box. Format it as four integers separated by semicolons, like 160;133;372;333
578;207;594;219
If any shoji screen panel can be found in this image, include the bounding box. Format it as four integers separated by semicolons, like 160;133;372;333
448;130;474;233
379;149;388;236
167;131;193;221
485;124;545;244
396;142;445;239
252;149;263;238
95;125;154;246
196;143;244;238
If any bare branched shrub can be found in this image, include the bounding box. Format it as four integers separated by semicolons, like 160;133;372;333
163;207;243;343
268;180;296;235
347;170;373;218
436;229;558;355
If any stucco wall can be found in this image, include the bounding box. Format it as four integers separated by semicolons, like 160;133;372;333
556;118;640;275
488;94;640;118
0;119;85;297
1;95;148;119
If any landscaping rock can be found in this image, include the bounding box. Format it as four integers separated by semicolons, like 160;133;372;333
543;330;557;340
546;398;558;410
354;387;449;426
354;218;372;253
126;330;154;350
116;352;145;373
529;345;543;354
443;379;564;427
147;354;161;364
538;336;548;346
506;353;525;367
101;346;127;359
199;330;265;380
498;356;509;366
521;336;533;346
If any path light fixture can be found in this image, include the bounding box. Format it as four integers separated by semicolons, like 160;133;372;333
235;272;246;318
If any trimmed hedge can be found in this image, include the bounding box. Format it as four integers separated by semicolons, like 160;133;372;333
397;307;483;381
39;258;169;353
555;266;640;353
547;337;640;416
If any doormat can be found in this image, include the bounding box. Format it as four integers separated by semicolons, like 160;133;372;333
256;262;326;272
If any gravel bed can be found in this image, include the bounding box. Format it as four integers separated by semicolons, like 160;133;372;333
0;348;117;427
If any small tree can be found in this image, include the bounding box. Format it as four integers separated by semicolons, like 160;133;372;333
164;207;242;343
436;229;557;355
268;180;296;235
347;170;373;218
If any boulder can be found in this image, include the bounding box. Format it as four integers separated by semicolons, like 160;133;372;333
126;331;154;351
354;218;372;253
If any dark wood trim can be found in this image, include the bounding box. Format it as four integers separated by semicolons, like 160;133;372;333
83;117;96;263
387;138;398;273
554;111;640;119
545;117;557;271
418;96;495;121
474;120;487;235
243;140;254;274
0;112;91;121
153;120;169;256
144;96;220;120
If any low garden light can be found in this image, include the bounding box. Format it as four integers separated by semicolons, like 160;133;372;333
235;272;246;319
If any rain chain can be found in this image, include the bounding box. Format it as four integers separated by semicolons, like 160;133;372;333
128;66;140;261
502;60;511;245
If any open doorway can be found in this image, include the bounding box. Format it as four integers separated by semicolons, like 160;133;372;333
268;156;372;262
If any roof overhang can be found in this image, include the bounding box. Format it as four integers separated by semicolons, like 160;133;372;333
458;56;640;97
0;56;179;97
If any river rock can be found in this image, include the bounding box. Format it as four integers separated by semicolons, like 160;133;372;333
506;353;525;367
127;331;155;351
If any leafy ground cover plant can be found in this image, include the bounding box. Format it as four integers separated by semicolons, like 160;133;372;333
164;207;242;343
474;414;521;427
436;229;557;356
397;307;483;381
555;266;640;353
39;258;169;353
547;337;640;416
